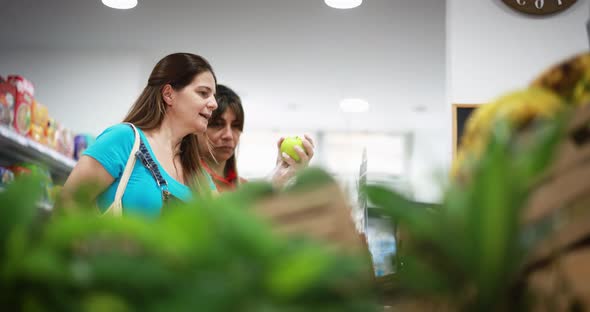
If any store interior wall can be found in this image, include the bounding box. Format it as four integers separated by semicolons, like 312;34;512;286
3;1;588;203
412;0;590;202
0;47;449;203
0;49;146;135
448;0;589;104
0;0;449;203
19;0;590;203
405;0;590;203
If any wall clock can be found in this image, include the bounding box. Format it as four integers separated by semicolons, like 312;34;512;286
502;0;577;16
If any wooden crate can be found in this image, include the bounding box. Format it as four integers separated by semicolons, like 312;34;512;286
526;247;590;312
252;182;367;253
525;103;590;224
524;104;590;261
522;104;590;310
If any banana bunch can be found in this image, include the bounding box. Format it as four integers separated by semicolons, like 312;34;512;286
453;88;564;178
531;52;590;107
453;52;590;179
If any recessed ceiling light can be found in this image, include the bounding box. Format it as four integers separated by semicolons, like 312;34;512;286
324;0;363;9
413;105;428;113
340;98;369;113
101;0;137;9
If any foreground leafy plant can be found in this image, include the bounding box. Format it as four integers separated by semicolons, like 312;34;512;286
365;117;566;311
0;172;377;311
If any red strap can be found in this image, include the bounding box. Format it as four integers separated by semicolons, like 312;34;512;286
200;159;238;189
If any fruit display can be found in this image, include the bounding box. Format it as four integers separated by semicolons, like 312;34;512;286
366;52;590;311
531;52;590;106
453;52;590;178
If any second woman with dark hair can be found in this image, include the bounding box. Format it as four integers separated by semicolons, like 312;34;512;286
63;52;218;217
199;84;314;192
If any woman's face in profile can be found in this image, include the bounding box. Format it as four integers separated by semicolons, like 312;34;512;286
167;71;217;134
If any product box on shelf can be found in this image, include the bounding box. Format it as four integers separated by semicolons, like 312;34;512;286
7;75;35;95
7;75;34;136
56;124;74;159
45;117;58;149
73;134;95;160
0;80;16;127
0;166;15;187
30;99;49;143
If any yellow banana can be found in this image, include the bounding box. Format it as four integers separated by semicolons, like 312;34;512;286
531;52;590;107
452;88;564;179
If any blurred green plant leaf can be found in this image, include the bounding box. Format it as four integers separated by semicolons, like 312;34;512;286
0;168;377;311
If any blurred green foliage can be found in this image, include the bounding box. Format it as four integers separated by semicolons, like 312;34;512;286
0;170;377;311
365;117;566;311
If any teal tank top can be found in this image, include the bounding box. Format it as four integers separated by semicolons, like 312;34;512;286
83;124;216;218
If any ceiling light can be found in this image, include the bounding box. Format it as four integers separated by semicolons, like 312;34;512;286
340;98;369;113
324;0;363;9
101;0;137;9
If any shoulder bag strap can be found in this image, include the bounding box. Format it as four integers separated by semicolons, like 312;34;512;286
103;123;140;217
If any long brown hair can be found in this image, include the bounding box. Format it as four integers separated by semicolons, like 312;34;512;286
123;53;216;190
213;84;244;177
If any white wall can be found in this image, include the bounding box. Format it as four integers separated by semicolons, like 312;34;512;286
0;47;452;205
410;0;590;204
449;0;589;104
1;48;448;135
409;123;450;203
2;1;585;204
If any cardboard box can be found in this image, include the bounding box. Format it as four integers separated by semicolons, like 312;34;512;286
0;81;16;127
7;75;34;135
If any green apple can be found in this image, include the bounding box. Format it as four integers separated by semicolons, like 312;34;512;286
280;136;305;162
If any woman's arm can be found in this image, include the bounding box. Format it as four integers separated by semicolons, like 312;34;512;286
60;124;136;208
62;155;114;205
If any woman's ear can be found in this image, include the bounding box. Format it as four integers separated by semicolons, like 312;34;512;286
162;84;175;105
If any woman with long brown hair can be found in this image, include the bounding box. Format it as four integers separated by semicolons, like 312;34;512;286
63;53;218;217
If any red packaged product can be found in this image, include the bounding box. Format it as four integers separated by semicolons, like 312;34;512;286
0;81;16;127
7;75;35;95
7;75;34;135
9;165;32;177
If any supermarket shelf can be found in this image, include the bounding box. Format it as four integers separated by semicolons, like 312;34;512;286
0;125;76;180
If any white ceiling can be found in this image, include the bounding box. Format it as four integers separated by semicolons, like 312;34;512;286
0;0;446;132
